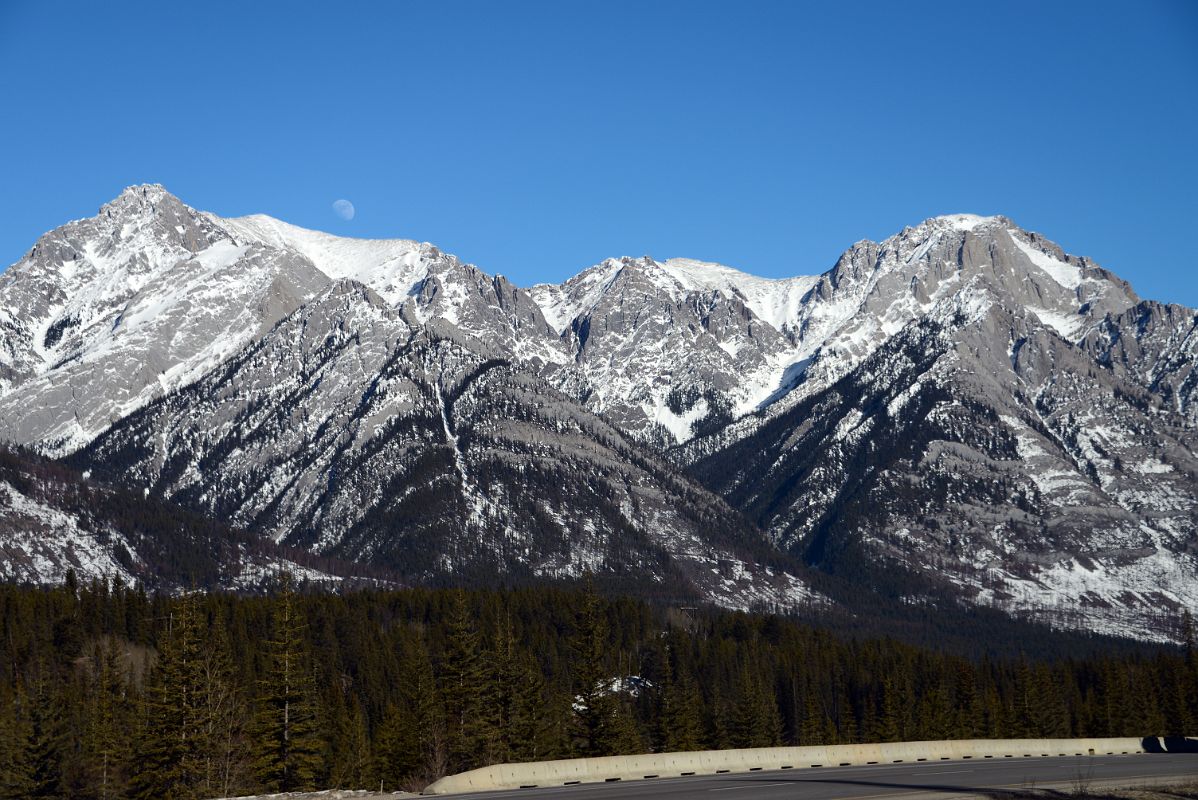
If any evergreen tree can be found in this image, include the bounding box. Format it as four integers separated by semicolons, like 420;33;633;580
800;685;835;745
29;672;67;799
1098;661;1132;736
1030;664;1069;738
875;673;905;743
0;687;35;800
0;577;1191;796
373;633;445;789
831;674;854;744
1136;676;1167;737
916;678;953;740
1013;658;1036;737
705;687;733;750
1185;613;1198;730
373;703;418;790
653;651;678;752
569;580;643;756
1164;658;1196;735
493;611;554;761
730;662;782;748
81;643;129;800
951;663;983;739
250;575;324;792
129;593;208;800
326;697;371;789
440;590;497;771
980;682;1005;738
570;579;610;756
657;661;704;752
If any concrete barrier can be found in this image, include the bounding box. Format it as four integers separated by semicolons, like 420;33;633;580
423;736;1195;795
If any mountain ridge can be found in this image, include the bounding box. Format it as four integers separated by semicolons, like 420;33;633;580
1;185;1193;641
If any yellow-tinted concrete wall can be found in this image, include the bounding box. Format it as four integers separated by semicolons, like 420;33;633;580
425;737;1162;794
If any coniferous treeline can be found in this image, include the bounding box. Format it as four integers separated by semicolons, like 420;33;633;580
0;574;1195;798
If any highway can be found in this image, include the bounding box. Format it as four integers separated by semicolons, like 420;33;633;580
437;754;1198;799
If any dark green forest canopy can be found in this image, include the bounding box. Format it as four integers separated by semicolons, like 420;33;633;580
0;578;1195;798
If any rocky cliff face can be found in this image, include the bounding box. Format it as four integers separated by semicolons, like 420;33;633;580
1;186;1193;639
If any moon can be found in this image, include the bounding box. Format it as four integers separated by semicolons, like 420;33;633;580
332;199;355;221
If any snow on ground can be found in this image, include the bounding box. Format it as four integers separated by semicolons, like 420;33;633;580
572;675;654;711
526;282;574;334
1134;458;1174;475
1028;306;1085;341
659;258;819;331
1010;233;1083;290
532;255;820;337
228;553;345;591
218;214;431;306
650;396;709;441
0;480;138;585
972;547;1198;643
530;258;625;335
1000;414;1095;505
938;213;998;232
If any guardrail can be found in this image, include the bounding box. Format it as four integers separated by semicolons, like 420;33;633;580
423;735;1198;795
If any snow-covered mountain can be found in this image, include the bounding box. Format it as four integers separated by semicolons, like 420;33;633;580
219;213;569;369
0;186;330;453
74;280;816;608
530;256;809;444
675;215;1196;638
0;186;568;455
526;214;1143;448
0;185;1194;639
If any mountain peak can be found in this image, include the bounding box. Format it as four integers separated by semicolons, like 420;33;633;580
924;213;1004;232
119;182;170;196
99;183;190;219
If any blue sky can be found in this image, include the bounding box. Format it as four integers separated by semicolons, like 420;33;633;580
1;1;1196;303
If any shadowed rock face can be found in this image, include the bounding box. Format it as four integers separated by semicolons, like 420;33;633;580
1;187;1195;639
0;443;345;591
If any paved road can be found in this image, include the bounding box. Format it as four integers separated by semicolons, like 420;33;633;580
439;754;1198;799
